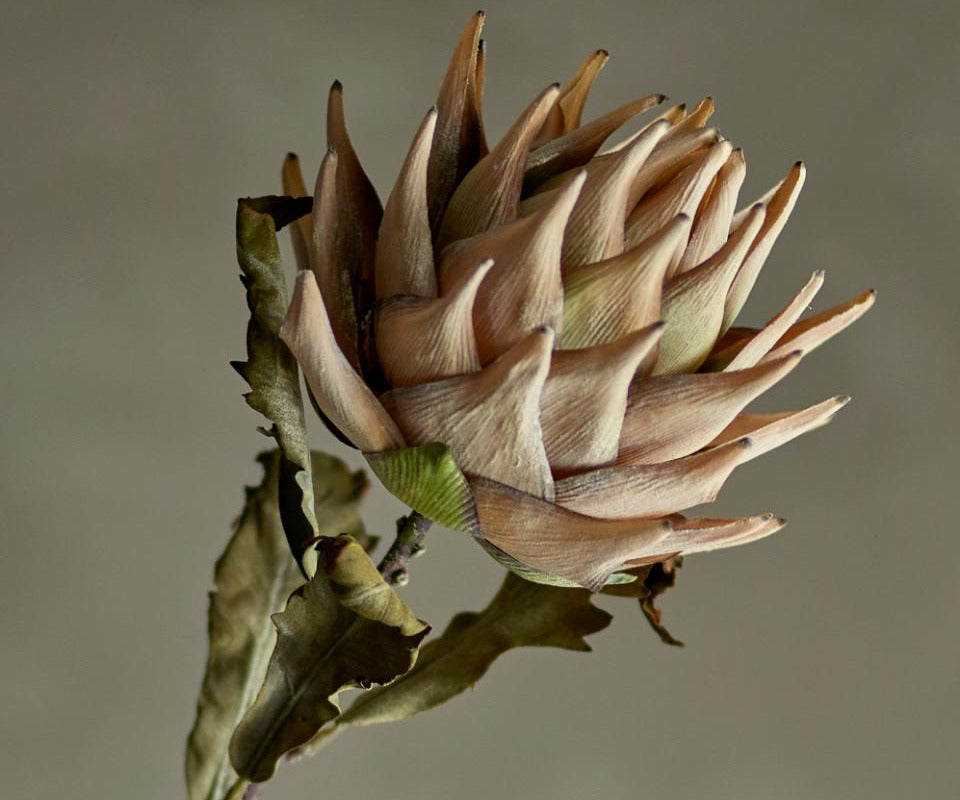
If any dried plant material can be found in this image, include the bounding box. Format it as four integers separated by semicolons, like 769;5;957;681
723;161;806;329
541;327;663;474
376;109;439;301
334;572;611;727
232;197;321;569
269;12;872;588
186;451;369;800
428;11;487;229
602;559;685;646
469;477;672;591
525;92;664;188
380;328;555;499
555;437;751;518
376;260;490;387
281;271;405;453
534;49;609;145
364;443;478;535
618;353;802;465
437;85;559;248
280;153;312;272
654;204;765;374
326;81;384;337
229;536;428;782
707;395;851;459
439;173;584;362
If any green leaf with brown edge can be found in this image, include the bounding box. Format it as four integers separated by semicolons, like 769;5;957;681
228;535;429;783
331;572;611;729
185;450;372;800
232;195;320;573
602;558;685;646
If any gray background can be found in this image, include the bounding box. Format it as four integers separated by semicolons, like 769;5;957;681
2;1;958;798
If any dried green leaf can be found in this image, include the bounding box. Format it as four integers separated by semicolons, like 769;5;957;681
232;196;319;571
334;572;612;728
185;451;371;800
228;535;429;783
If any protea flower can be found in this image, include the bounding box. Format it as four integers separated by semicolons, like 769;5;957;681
277;12;873;591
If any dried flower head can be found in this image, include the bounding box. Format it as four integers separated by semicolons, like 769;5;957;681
277;12;873;590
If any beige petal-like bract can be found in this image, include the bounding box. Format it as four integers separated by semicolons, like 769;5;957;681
556;437;751;518
281;271;404;453
762;289;876;361
562;121;670;268
375;260;490;387
534;49;609;145
618;352;802;465
309;149;360;370
724;161;806;330
626;139;733;249
428;11;486;229
264;15;873;590
677;147;747;272
326;81;383;334
541;325;664;475
561;215;688;351
470;477;673;591
440;172;585;363
652;513;786;558
654;203;765;374
526;93;664;188
707;395;850;460
381;328;556;499
437;84;559;248
722;270;825;370
376;109;438;301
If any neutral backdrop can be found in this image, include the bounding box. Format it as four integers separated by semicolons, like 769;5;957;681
2;1;958;798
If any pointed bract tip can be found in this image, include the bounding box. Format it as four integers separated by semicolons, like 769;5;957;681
331;79;343;92
596;48;609;56
761;512;775;521
813;268;826;278
794;160;803;167
285;151;298;161
736;437;753;449
652;320;667;331
750;201;765;212
777;517;787;526
835;394;852;406
475;9;485;18
657;93;668;103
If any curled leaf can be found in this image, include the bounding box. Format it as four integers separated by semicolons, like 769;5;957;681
335;572;612;727
232;196;319;572
228;536;429;783
185;450;369;800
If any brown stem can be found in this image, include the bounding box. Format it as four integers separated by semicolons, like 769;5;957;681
377;512;432;586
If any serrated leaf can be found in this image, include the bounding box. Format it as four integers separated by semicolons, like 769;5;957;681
233;195;319;571
186;449;371;800
228;535;429;783
364;442;478;534
333;572;611;728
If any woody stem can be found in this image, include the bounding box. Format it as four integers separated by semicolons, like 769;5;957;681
378;511;432;586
